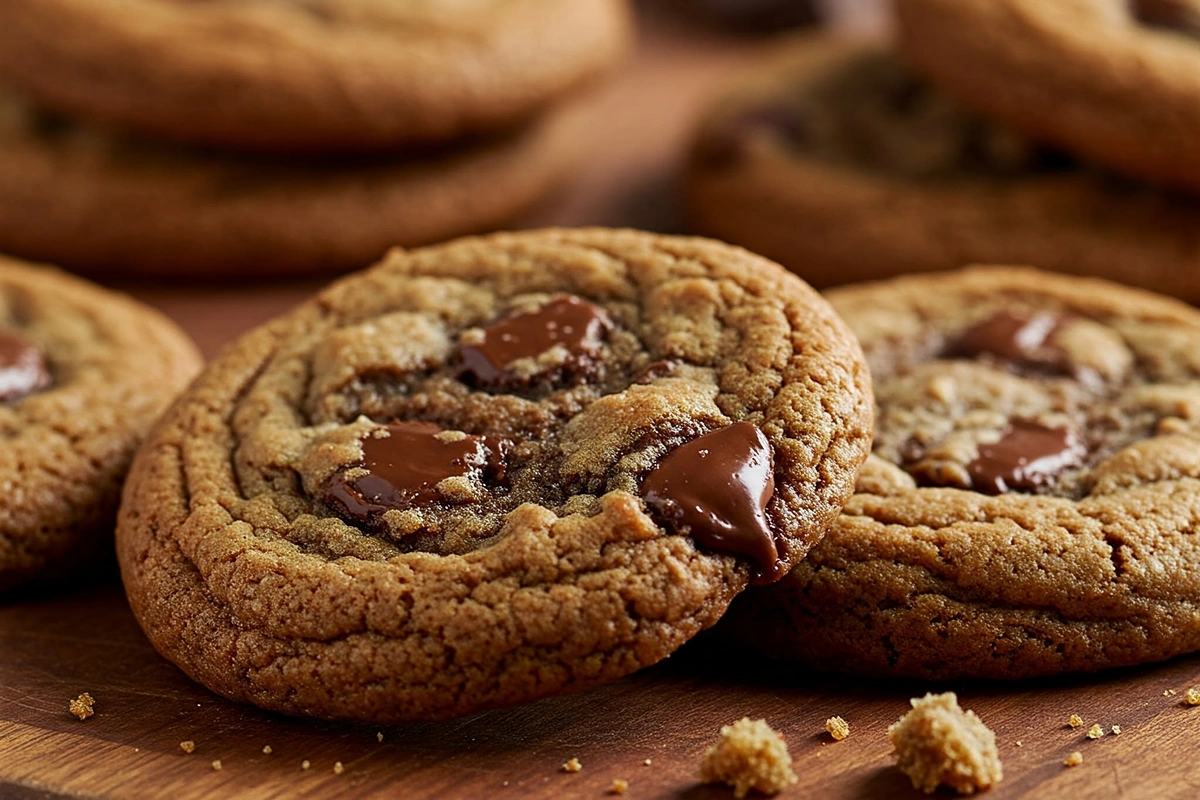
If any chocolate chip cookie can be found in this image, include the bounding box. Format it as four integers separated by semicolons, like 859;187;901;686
0;255;201;591
115;228;872;722
719;266;1200;680
686;37;1200;298
0;0;632;151
0;89;586;278
896;0;1200;192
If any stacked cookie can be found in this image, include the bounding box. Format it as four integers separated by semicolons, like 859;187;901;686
0;0;632;278
686;1;1200;300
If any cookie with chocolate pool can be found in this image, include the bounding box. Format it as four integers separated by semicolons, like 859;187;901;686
115;228;873;723
719;266;1200;680
0;255;200;591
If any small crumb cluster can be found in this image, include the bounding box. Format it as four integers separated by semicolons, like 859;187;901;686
1064;751;1083;768
888;692;1003;795
1067;714;1083;729
699;717;798;799
825;716;850;741
1086;724;1104;740
68;692;95;721
608;778;629;795
562;757;582;773
1185;687;1200;706
179;741;196;754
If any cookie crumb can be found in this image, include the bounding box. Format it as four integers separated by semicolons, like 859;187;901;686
211;760;222;771
262;745;272;755
1111;725;1122;736
333;762;345;775
1067;714;1084;728
69;693;95;721
1014;741;1023;748
377;732;384;743
1185;688;1200;706
179;741;195;754
1064;751;1083;767
699;717;798;799
1086;724;1104;740
609;778;629;795
562;758;582;773
301;760;311;771
1164;689;1177;697
825;716;850;741
643;758;653;766
888;692;1003;795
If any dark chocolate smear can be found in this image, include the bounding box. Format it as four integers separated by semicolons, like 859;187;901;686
642;422;783;583
966;419;1083;494
460;296;611;391
0;330;51;402
325;421;503;525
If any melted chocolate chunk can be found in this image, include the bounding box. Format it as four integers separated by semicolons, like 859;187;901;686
0;330;51;402
695;104;808;169
966;419;1083;494
634;359;678;384
325;421;504;525
1133;0;1200;35
460;296;611;392
951;312;1060;363
641;422;783;583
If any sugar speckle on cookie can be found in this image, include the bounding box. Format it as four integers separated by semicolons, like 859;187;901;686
69;692;95;721
699;717;798;798
888;692;1002;795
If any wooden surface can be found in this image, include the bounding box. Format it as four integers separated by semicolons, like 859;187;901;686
5;5;1200;799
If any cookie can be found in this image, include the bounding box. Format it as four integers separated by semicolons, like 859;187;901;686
0;254;200;591
0;0;632;151
685;38;1200;299
895;0;1200;191
0;90;586;279
115;228;873;722
719;266;1200;680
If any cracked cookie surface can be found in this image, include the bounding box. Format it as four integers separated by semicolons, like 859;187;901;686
0;255;201;591
115;228;872;722
719;266;1200;679
0;0;631;150
685;38;1200;300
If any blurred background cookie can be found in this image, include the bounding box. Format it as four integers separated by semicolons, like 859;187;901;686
0;255;199;591
0;0;632;151
685;36;1200;299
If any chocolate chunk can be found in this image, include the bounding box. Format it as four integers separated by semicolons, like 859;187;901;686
695;103;808;169
1133;0;1200;35
325;421;503;524
966;419;1083;494
951;312;1060;362
460;296;611;391
0;330;51;402
642;422;783;583
634;359;678;384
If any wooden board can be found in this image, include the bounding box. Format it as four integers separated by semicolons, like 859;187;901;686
5;5;1200;799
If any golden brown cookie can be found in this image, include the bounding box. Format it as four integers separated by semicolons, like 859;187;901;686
720;266;1200;680
0;90;585;279
685;38;1200;299
0;0;632;151
895;0;1200;192
0;254;200;591
115;228;872;722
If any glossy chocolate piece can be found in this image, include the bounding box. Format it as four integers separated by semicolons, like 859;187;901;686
460;296;611;391
951;311;1060;363
634;359;678;385
967;419;1083;494
642;422;783;583
0;330;51;402
326;421;502;524
1134;0;1200;34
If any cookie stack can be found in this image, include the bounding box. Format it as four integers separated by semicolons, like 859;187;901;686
686;0;1200;300
0;0;632;278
